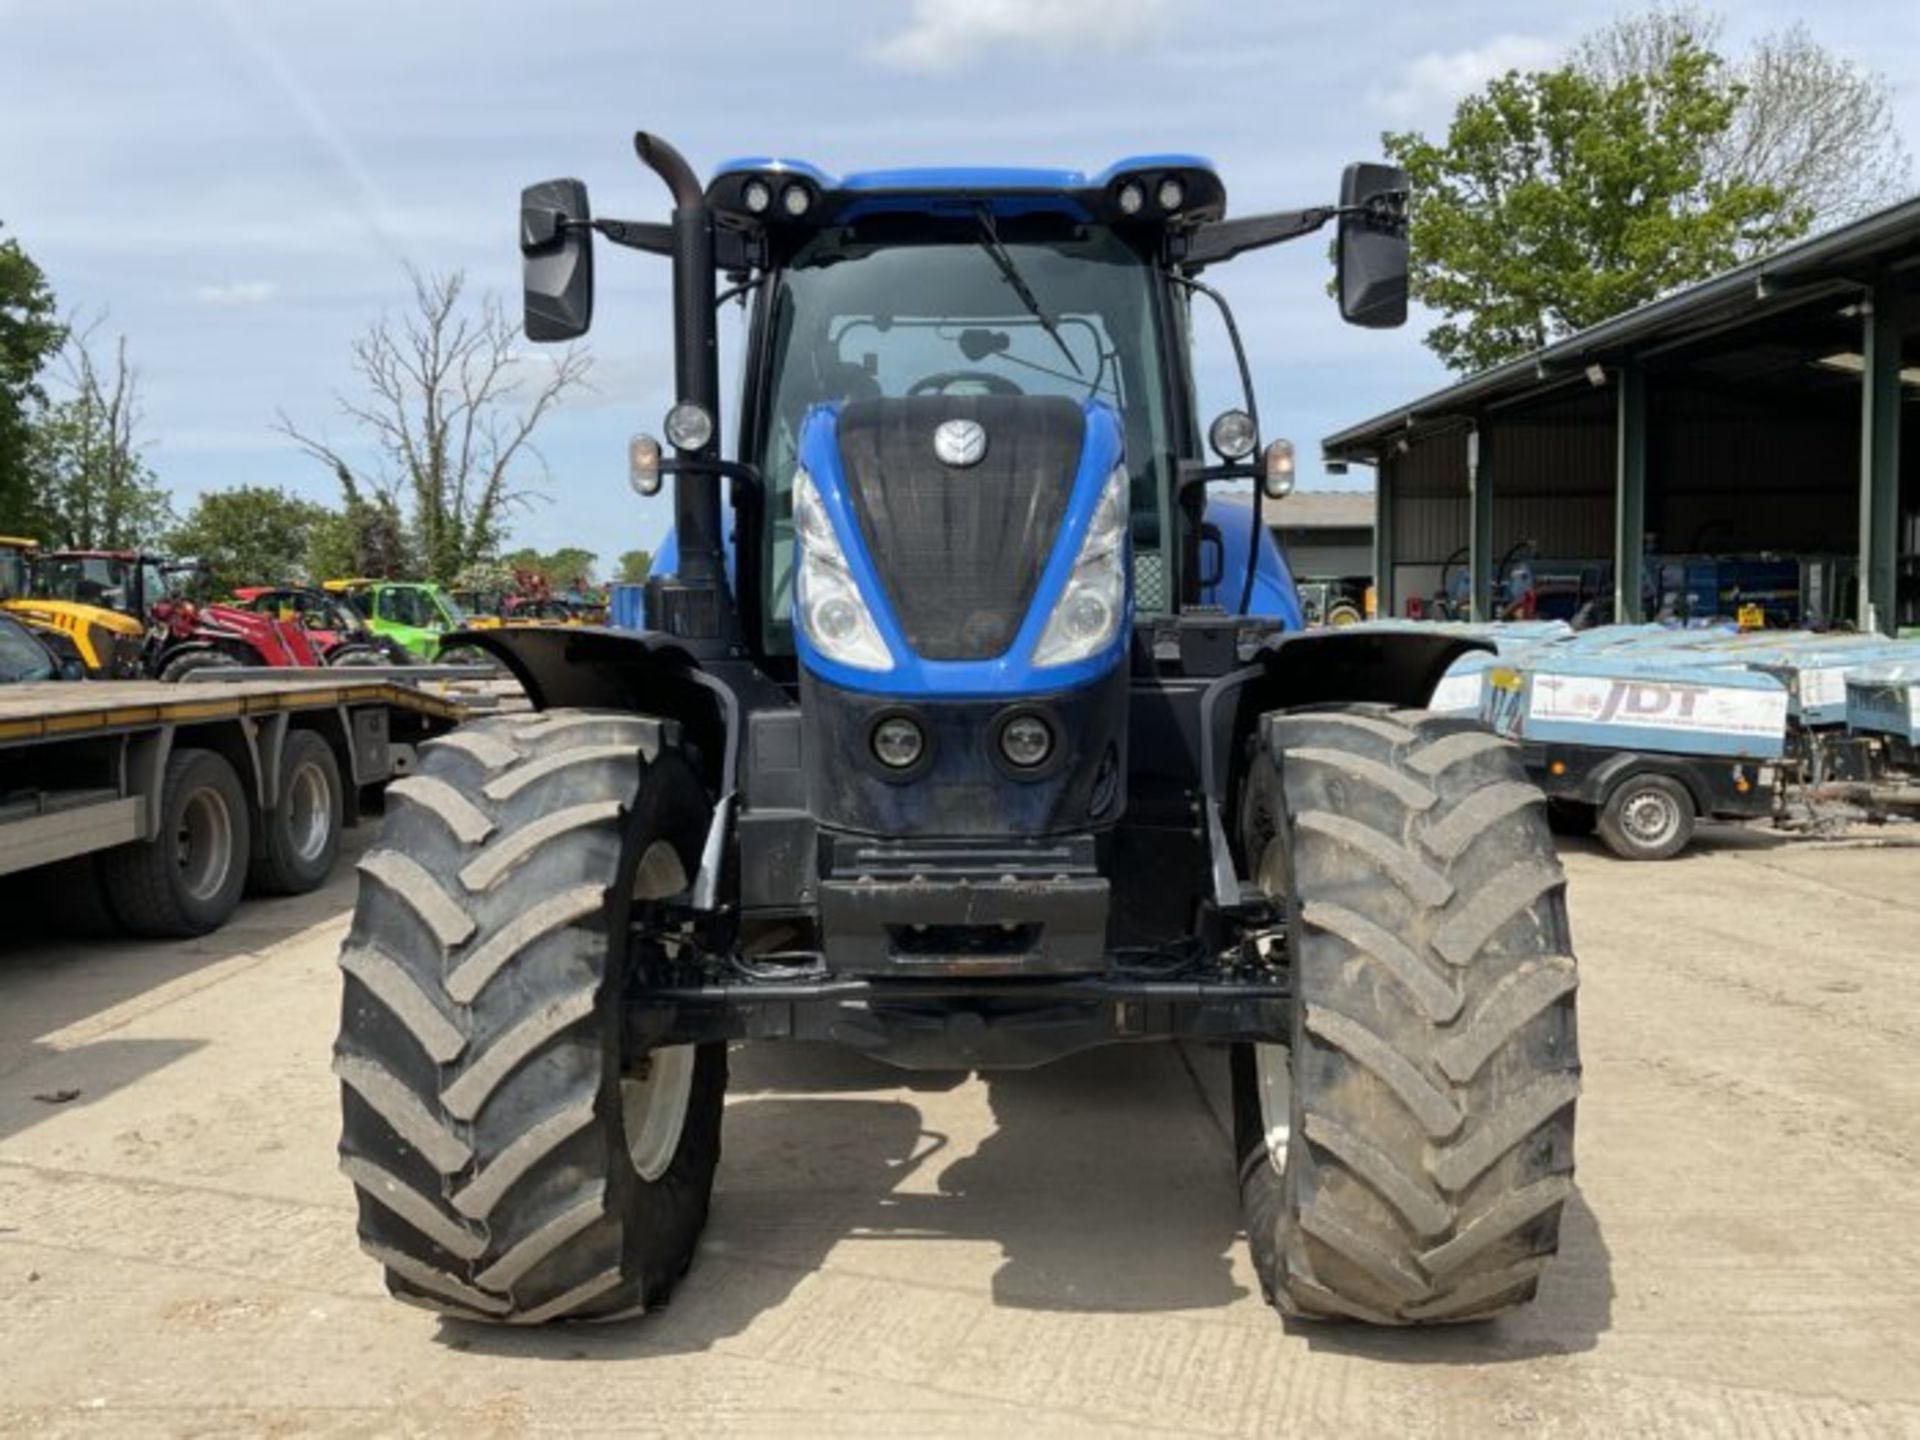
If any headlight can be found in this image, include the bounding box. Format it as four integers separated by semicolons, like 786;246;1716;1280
1033;465;1128;668
793;468;892;671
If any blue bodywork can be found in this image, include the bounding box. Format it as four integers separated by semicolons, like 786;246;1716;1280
630;469;1304;662
792;400;1131;699
712;156;1219;195
1195;493;1305;630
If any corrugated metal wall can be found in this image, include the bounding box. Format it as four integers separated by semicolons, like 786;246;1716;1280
1650;385;1858;553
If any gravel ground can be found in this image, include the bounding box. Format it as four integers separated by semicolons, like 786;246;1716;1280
2;822;1917;1437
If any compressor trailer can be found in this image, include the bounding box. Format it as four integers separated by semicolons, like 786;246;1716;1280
331;134;1582;1329
0;677;469;937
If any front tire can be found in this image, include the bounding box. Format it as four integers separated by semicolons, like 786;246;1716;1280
335;710;725;1323
1235;707;1580;1324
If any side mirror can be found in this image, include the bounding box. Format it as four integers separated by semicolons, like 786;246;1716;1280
521;178;595;341
1337;162;1409;329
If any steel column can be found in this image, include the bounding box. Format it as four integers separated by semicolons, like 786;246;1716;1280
1373;452;1395;618
1613;366;1647;623
1468;425;1493;622
1859;275;1904;635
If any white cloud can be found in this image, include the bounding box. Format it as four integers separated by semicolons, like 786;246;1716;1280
867;0;1172;72
194;280;279;305
1370;34;1561;123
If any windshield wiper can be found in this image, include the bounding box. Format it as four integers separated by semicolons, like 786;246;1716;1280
971;204;1081;376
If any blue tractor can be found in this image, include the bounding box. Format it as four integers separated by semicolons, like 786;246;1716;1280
335;134;1580;1327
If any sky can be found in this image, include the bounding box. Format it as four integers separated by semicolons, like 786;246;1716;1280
4;0;1918;571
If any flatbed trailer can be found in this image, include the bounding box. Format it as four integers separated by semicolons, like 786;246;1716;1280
0;676;474;937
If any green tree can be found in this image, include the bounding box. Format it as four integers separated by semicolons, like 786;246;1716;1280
0;225;65;535
306;494;413;581
1387;36;1804;371
31;324;173;546
615;548;652;583
169;485;333;595
277;267;590;584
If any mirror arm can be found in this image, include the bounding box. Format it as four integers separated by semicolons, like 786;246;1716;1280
1175;205;1336;269
590;217;674;255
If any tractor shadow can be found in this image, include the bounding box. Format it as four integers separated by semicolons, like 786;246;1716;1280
440;1039;1614;1364
438;1041;1250;1359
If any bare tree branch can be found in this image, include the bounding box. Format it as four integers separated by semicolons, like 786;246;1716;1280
276;267;592;580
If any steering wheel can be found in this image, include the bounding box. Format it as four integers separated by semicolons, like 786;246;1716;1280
907;370;1023;397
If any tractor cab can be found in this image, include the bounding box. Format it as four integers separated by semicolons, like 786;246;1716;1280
6;548;177;676
566;156;1408;668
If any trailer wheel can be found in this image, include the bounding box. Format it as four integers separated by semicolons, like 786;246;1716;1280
248;728;343;896
335;710;725;1323
1235;706;1579;1324
158;648;242;682
101;748;252;938
1595;772;1694;861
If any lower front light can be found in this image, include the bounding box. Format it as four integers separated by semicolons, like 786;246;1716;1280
1000;714;1053;769
871;716;926;770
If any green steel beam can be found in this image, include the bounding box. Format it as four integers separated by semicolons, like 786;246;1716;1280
1614;366;1647;623
1859;274;1905;635
1468;425;1494;622
1373;453;1395;619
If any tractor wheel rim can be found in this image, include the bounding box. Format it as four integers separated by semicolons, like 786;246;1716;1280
623;836;694;1183
1253;1042;1292;1176
287;760;331;863
1622;790;1679;846
177;789;233;902
622;1046;695;1183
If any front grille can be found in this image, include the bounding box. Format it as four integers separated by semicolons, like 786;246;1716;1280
836;396;1083;661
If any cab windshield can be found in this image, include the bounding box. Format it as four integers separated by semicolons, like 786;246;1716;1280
31;555;162;614
757;214;1174;653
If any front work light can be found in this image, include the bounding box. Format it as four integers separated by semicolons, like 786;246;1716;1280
793;468;892;671
664;401;714;452
781;183;813;217
1033;466;1128;668
1116;181;1146;216
742;178;773;214
1156;177;1185;212
1208;409;1257;462
629;434;663;496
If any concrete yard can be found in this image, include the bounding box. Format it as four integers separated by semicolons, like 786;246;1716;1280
2;826;1917;1437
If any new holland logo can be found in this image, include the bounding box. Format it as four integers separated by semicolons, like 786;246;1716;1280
932;418;987;468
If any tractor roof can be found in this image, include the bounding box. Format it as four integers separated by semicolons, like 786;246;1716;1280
707;155;1227;228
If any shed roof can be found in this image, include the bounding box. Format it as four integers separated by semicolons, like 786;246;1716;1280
1322;193;1920;460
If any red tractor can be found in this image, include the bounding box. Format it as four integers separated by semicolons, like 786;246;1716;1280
229;587;399;664
147;585;391;680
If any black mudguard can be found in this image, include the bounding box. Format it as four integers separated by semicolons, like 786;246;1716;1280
1201;625;1492;895
451;625;740;791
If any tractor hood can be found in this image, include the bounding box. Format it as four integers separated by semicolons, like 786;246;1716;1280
792;395;1130;698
